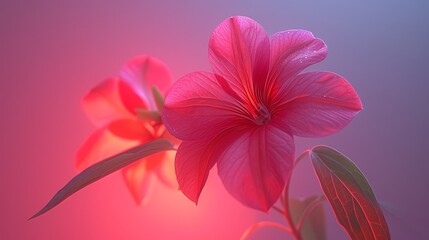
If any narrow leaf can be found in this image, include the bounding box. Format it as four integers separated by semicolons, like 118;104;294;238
135;108;162;123
152;86;165;112
289;196;326;240
30;139;174;220
310;146;390;240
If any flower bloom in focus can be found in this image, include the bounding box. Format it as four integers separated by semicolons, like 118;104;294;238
76;55;178;204
162;16;362;211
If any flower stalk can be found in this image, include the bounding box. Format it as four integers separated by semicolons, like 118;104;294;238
282;179;303;240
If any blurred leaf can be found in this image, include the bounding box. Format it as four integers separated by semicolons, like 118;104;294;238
136;108;161;122
152;86;165;111
30;139;174;220
289;196;326;240
310;146;390;240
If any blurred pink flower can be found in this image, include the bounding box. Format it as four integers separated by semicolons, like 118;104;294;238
76;55;178;204
162;16;362;211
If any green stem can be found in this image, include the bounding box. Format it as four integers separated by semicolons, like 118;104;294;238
272;205;285;215
294;149;310;166
283;180;303;240
281;150;310;240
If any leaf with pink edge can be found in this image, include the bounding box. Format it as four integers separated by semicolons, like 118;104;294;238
310;146;390;240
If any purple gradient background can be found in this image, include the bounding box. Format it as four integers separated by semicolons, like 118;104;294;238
1;1;428;239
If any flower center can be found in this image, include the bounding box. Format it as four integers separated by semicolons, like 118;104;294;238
253;103;271;125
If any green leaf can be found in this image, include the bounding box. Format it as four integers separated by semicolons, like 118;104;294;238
310;146;390;240
135;108;161;123
30;139;174;220
152;86;165;112
289;196;326;240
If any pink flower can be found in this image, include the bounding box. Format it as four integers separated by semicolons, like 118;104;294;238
162;16;362;211
76;55;178;204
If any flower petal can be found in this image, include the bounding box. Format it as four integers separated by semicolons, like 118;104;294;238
75;128;140;171
274;71;363;137
82;78;146;127
175;133;237;203
217;125;295;211
175;140;217;204
120;55;173;110
107;119;153;140
163;71;245;141
267;30;327;96
122;156;158;205
209;16;270;101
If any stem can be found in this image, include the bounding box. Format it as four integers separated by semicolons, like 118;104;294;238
296;196;326;231
240;221;292;240
281;150;310;240
272;205;285;215
283;180;303;240
294;149;310;166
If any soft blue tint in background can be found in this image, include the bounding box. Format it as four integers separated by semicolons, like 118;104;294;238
1;0;428;239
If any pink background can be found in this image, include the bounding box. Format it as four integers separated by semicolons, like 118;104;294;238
2;1;428;239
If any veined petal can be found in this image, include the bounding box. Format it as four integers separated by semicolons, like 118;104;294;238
122;155;159;205
75;128;140;171
274;71;362;137
120;55;173;110
107;119;153;140
82;78;146;127
209;16;270;101
175;132;238;204
217;125;294;211
163;71;245;141
267;30;327;97
175;140;217;204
